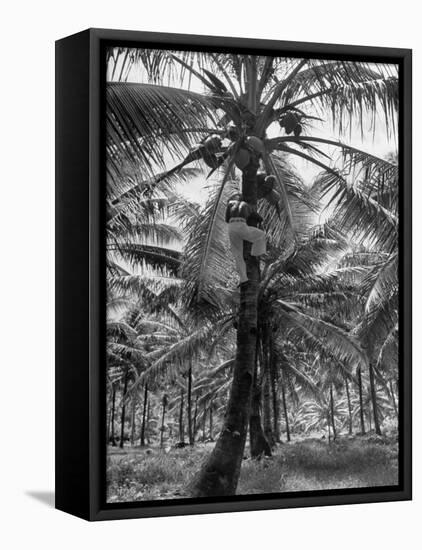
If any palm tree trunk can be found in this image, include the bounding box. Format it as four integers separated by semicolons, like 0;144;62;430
146;398;151;444
187;364;194;445
193;395;198;440
209;401;213;441
344;376;353;435
263;364;274;447
110;384;116;446
330;384;337;440
179;389;185;444
327;413;331;443
270;344;281;443
202;402;207;441
368;361;382;435
191;156;260;497
357;366;366;435
119;370;129;449
280;370;291;442
130;396;136;446
107;407;111;444
160;396;167;448
249;359;271;458
140;384;148;447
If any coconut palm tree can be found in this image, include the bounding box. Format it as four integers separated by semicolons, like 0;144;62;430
251;221;366;450
317;150;399;436
128;307;233;439
105;50;398;495
106;315;147;447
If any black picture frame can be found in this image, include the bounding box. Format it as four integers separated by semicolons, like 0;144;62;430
55;28;412;521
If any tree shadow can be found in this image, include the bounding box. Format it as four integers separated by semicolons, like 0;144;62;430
25;491;55;508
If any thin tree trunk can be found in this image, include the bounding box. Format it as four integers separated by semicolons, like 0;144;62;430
202;402;207;441
345;377;353;435
130;396;136;446
327;413;331;443
280;370;290;442
179;389;185;443
357;366;366;435
187;364;193;445
160;396;167;448
140;384;148;447
263;363;274;447
193;395;198;440
249;358;271;458
119;370;129;449
191;155;260;497
329;384;337;440
146;399;151;444
209;401;213;441
107;407;111;444
270;341;280;443
110;384;116;446
368;361;382;435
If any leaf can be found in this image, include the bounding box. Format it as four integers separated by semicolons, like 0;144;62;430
107;82;216;179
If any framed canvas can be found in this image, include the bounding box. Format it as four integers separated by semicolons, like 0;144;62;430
55;28;412;521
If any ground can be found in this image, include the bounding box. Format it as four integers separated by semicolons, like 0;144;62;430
106;433;399;503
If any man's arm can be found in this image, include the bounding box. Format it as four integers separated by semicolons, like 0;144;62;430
247;209;263;227
225;202;232;223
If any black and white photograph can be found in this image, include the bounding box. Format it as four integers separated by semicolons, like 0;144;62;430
2;0;420;543
105;46;403;504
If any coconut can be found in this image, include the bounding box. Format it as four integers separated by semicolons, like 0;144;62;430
246;136;265;154
202;151;220;169
293;124;302;137
256;171;267;186
258;188;280;206
225;123;239;141
280;112;300;134
234;148;250;170
265;175;276;187
203;134;222;153
257;174;276;199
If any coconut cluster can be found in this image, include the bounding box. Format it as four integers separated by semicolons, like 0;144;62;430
190;134;225;169
279;111;302;136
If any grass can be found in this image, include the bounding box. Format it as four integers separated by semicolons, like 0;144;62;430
106;434;398;503
238;436;398;494
107;446;209;502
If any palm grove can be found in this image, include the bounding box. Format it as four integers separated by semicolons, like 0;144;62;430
105;50;399;500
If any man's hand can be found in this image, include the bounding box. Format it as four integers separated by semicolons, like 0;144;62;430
247;210;263;228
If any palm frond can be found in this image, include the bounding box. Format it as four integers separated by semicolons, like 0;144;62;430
131;323;218;389
276;301;368;370
107;82;216;178
376;324;398;373
259;153;316;250
107;243;181;275
363;253;398;313
181;177;238;309
282;63;398;136
314;169;398;253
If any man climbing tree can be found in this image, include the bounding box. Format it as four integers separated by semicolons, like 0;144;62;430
225;192;266;284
